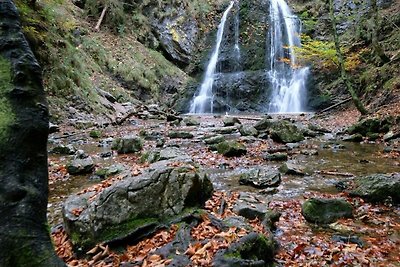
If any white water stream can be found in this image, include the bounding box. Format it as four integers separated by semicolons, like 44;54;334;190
189;1;235;114
267;0;309;113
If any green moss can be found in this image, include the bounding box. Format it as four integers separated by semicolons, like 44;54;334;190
99;217;159;243
89;130;102;138
0;57;15;144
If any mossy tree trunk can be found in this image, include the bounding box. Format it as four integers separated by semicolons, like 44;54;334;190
369;0;390;66
327;0;368;115
0;1;65;266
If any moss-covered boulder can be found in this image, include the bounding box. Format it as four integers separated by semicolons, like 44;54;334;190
343;133;363;142
112;135;143;154
302;198;353;224
213;232;277;267
238;169;281;189
168;131;194;139
66;156;95;175
270;120;305;144
223;116;241;126
204;135;226;145
182;116;200;126
347;117;391;136
254;117;274;131
279;161;306;176
263;152;288;161
350;173;400;204
239;125;258;137
217;141;247;157
63;163;213;251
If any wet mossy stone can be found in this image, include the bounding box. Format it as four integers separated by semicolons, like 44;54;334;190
239;125;258;137
269;120;305;144
112;135;143;153
168;131;194;139
66;156;95;175
263;152;288;161
347;117;391;136
254;117;274;131
350;173;400;204
51;144;76;155
223;116;241;127
213;232;277;267
63;164;213;251
217;141;247;157
343;133;363;142
302;198;353;224
89;130;102;138
182;116;200;126
279;161;306;176
239;169;281;189
204;135;225;145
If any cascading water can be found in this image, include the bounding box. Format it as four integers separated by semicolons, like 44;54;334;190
189;1;235;114
267;0;309;113
234;7;241;72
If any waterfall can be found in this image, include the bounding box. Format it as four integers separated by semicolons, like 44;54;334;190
189;1;235;114
267;0;309;113
234;6;241;72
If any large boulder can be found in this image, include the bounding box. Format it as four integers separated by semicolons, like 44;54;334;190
168;131;194;139
233;192;270;220
269;120;305;144
66;157;94;175
350;173;400;203
217;141;247;157
302;198;353;224
279;161;306;176
239;169;281;189
239;125;258;137
63;163;213;250
347;117;391;136
223;116;241;127
112;135;143;154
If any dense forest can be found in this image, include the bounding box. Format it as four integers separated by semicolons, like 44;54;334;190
0;0;399;266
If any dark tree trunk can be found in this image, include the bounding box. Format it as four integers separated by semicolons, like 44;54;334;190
370;0;390;66
327;0;368;115
0;1;65;266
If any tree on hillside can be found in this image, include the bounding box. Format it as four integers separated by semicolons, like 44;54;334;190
369;0;390;66
327;0;368;115
0;0;65;266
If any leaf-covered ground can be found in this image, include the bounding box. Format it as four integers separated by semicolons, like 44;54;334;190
49;109;400;266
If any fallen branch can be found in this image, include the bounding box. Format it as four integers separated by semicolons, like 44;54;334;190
225;116;264;121
114;109;136;126
94;5;108;31
317;170;354;177
316;97;352;115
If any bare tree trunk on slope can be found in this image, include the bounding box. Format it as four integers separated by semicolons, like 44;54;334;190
327;0;368;115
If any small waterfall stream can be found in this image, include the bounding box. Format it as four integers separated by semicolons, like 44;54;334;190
267;0;309;113
189;0;309;114
189;1;235;114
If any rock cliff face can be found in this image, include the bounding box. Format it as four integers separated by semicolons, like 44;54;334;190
177;0;273;113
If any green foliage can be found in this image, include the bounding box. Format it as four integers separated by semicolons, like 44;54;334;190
299;11;317;35
294;35;364;72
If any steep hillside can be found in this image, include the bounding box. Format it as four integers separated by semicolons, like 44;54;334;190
289;0;400;114
15;0;400;123
15;0;227;126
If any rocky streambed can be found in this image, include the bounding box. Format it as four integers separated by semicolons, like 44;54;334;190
47;112;400;266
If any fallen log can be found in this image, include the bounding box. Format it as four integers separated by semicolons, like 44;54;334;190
94;5;107;31
316;97;352;115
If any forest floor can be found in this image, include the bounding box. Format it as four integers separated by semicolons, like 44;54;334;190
48;105;400;267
